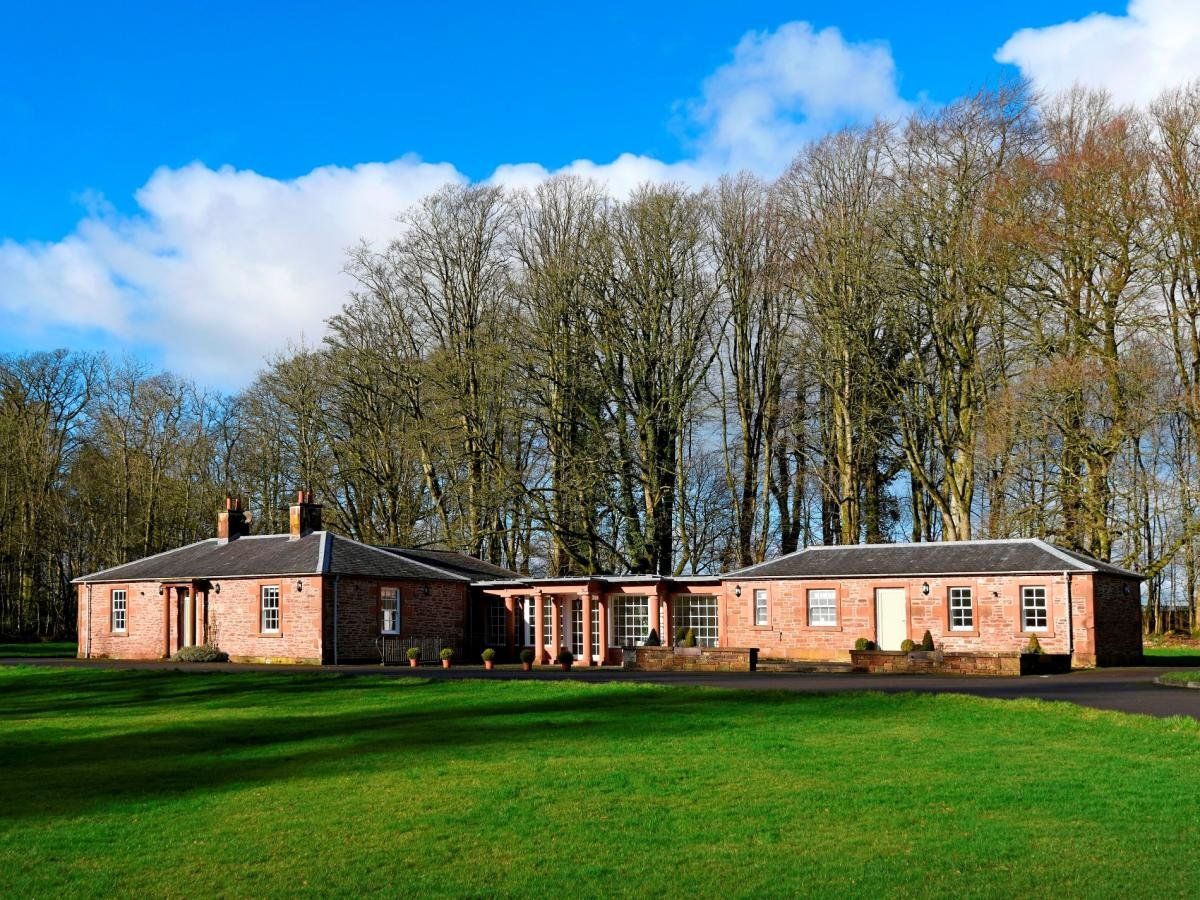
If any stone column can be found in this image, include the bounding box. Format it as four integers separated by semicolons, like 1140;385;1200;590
597;594;609;666
648;590;661;645
580;593;593;666
534;591;546;664
550;596;561;657
504;593;517;655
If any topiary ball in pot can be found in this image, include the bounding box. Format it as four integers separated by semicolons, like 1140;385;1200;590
900;638;916;652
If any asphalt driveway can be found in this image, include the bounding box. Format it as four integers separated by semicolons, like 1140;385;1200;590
5;655;1200;721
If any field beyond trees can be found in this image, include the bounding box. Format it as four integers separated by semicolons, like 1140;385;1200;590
1;667;1197;897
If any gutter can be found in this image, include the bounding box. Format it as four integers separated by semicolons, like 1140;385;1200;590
85;584;92;659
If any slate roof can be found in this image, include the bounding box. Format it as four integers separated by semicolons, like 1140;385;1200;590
375;547;522;581
73;533;471;584
725;539;1143;580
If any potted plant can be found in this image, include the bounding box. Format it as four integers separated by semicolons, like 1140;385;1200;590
406;647;421;667
853;637;875;651
1026;634;1044;655
482;647;497;671
920;630;935;651
519;648;535;671
440;647;455;669
557;647;574;671
900;638;916;652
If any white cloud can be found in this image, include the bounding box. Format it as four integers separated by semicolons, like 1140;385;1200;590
997;0;1200;107
691;21;908;172
0;20;906;387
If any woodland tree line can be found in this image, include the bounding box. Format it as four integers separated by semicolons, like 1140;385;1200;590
6;83;1200;639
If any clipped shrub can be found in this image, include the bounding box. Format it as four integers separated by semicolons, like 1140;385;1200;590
406;647;421;660
683;628;697;648
853;637;875;651
675;627;687;645
481;648;496;662
439;647;455;660
1025;634;1044;655
644;629;661;647
556;647;575;665
900;638;916;652
172;644;228;663
519;648;535;664
920;630;935;651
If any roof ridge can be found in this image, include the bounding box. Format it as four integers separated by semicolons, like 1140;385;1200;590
331;534;469;580
803;538;1043;550
316;531;330;574
73;538;216;582
1029;538;1096;572
725;546;813;578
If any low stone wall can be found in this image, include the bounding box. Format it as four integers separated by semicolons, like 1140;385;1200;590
633;646;758;672
850;650;1071;676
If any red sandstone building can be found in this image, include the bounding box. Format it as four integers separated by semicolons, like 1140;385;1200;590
76;496;1143;668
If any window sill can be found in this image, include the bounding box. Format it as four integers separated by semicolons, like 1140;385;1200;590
257;632;283;639
110;631;128;637
949;629;980;638
805;625;843;632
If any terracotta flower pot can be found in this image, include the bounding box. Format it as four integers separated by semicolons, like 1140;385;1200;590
441;659;451;669
560;663;572;672
408;658;419;668
521;662;532;672
484;660;495;671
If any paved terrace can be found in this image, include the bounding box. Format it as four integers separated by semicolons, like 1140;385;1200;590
4;656;1199;721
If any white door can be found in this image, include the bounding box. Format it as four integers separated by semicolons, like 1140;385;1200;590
875;588;907;651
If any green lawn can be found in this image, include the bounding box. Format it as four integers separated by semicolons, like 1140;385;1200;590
1;667;1198;897
1159;670;1200;685
1144;646;1200;657
0;641;76;658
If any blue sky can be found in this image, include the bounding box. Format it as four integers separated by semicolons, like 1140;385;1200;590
1;0;1190;387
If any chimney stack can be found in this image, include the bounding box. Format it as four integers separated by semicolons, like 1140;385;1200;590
289;490;322;540
217;496;250;543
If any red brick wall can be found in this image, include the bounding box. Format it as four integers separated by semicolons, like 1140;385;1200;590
322;577;467;664
721;573;1092;663
77;582;167;660
206;576;323;664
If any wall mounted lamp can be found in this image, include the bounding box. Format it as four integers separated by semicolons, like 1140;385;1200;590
733;585;742;598
295;580;304;592
921;582;931;596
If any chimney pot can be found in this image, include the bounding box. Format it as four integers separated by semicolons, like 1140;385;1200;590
217;496;250;543
290;491;322;539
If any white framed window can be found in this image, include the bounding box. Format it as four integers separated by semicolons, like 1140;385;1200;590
486;597;507;645
1022;586;1048;631
807;589;837;627
542;596;555;644
570;599;584;656
753;588;768;626
520;597;537;645
261;585;280;633
949;587;973;630
611;595;650;647
675;594;719;646
381;587;401;634
111;590;126;632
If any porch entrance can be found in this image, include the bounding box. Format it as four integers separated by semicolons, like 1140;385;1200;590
875;588;907;651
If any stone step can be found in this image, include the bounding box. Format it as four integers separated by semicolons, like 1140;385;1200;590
756;658;854;674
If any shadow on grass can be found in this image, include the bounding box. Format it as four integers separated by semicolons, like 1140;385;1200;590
0;668;909;823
